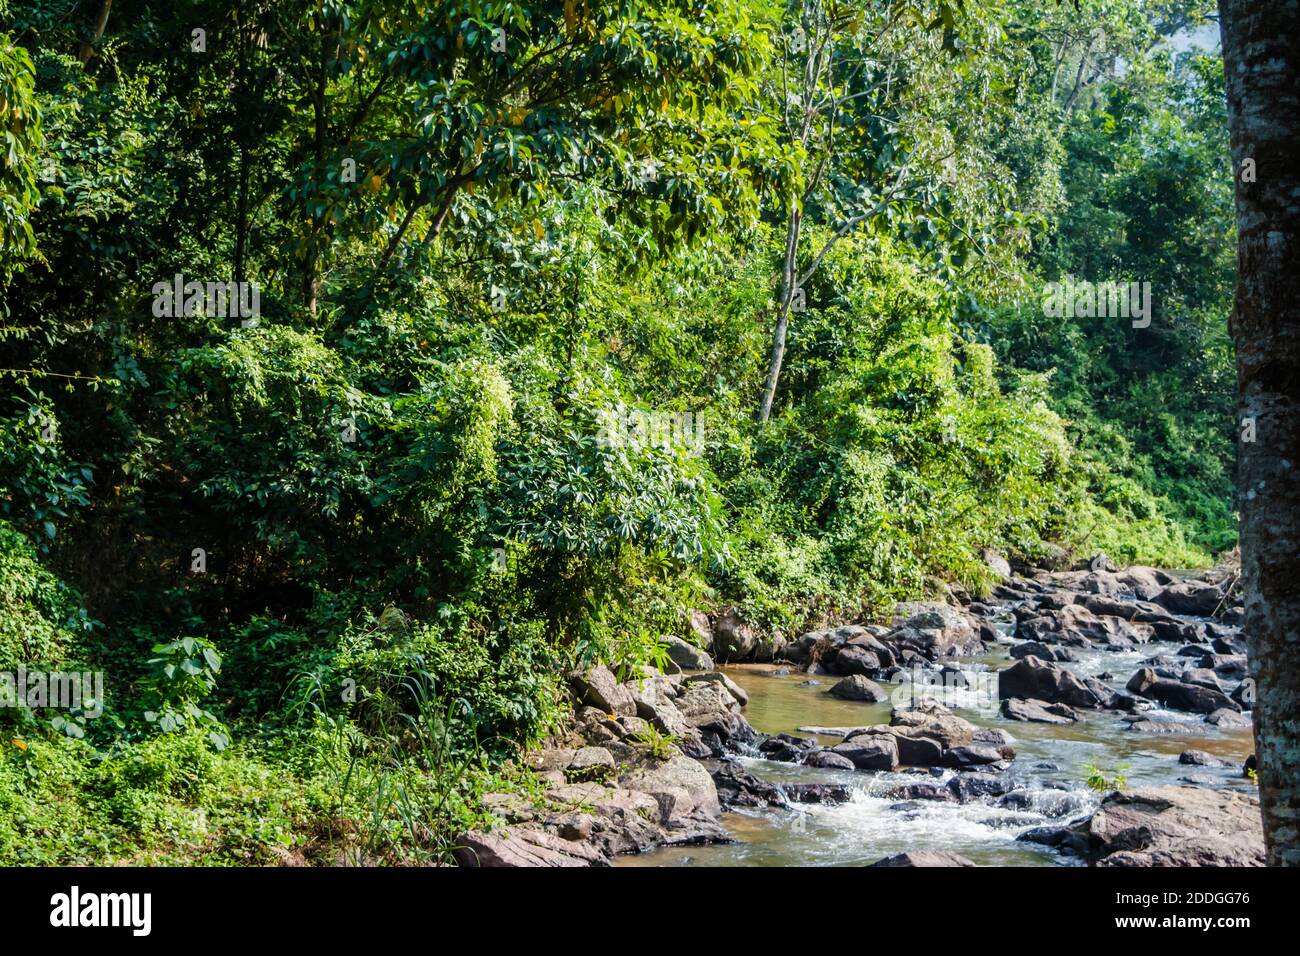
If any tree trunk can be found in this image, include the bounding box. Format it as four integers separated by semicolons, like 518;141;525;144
759;207;802;422
78;0;113;66
1219;0;1300;866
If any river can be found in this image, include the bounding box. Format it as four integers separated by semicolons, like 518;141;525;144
619;615;1256;867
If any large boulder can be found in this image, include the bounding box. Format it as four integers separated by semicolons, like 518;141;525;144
618;754;722;820
829;734;899;771
712;608;759;661
888;705;979;748
1071;787;1265;866
1126;668;1241;715
572;664;637;717
1018;604;1149;649
1154;581;1225;617
887;603;981;658
454;827;612;867
661;636;714;672
998;656;1119;709
829;674;888;702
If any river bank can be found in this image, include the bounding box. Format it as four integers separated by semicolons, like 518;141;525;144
456;556;1264;867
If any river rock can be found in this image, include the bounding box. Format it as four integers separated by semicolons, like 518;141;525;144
1010;641;1078;662
1125;667;1240;714
829;734;899;771
887;603;982;658
1001;696;1080;724
998;656;1118;709
1179;749;1233;767
889;705;979;748
804;748;856;770
829;674;889;702
870;850;976;867
944;744;1016;769
1067;786;1265;866
1154;581;1224;617
683;670;749;707
454;826;613;867
1206;708;1251;728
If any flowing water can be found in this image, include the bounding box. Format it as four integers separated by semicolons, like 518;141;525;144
620;623;1256;867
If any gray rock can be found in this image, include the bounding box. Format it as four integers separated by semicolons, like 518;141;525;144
573;664;637;717
1126;667;1241;714
829;674;889;702
998;656;1118;709
870;850;976;867
829;735;899;771
1001;697;1080;724
804;749;856;770
713;608;758;662
662;636;713;672
1068;786;1264;866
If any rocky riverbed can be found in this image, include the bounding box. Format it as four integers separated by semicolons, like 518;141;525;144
456;556;1265;867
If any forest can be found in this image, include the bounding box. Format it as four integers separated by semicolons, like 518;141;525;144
0;0;1285;869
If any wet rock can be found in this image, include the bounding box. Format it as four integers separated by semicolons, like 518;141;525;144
829;734;899;771
1179;749;1233;767
947;773;1014;801
1205;708;1251;728
888;782;958;802
757;733;815;763
944;744;1016;769
804;749;856;770
893;734;945;767
829;674;889;702
1001;697;1080;724
1066;786;1265;866
972;727;1016;746
870;850;976;867
998;656;1119;709
709;763;786;809
1010;640;1078;662
825;644;882;675
785;783;853;804
1126;667;1240;714
1125;716;1191;735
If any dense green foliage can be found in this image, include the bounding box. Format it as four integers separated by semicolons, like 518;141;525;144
0;0;1232;864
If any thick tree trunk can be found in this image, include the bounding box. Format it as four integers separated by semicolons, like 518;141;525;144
1219;0;1300;866
759;207;802;422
